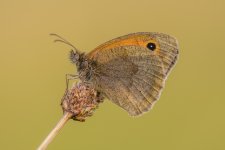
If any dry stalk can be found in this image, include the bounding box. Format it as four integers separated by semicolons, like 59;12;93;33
37;82;104;150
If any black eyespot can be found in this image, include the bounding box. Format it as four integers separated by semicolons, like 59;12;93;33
147;43;156;51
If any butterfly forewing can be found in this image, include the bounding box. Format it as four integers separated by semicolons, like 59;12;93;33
150;33;179;75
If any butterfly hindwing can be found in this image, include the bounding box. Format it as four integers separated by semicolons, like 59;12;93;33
88;46;166;116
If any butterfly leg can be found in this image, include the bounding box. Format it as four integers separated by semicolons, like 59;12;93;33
65;74;79;90
61;74;78;104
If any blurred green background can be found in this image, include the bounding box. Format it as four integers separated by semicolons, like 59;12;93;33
1;0;225;150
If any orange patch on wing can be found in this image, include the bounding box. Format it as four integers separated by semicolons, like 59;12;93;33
87;34;160;59
88;35;146;58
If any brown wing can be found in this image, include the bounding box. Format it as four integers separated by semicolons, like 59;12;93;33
86;32;178;116
88;32;179;76
88;45;166;116
149;33;179;75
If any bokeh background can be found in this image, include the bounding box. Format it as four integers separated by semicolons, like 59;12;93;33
1;0;225;150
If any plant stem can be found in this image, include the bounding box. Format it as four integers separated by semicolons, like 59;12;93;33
37;112;72;150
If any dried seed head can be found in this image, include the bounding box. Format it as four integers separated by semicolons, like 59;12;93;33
61;82;104;122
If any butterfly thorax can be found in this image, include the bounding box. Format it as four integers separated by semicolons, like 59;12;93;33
78;60;96;82
70;51;96;84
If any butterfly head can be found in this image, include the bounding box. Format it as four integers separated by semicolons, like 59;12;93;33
70;50;82;64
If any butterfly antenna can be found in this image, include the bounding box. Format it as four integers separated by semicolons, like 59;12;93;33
50;33;80;54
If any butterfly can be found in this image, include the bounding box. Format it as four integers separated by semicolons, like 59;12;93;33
51;32;179;116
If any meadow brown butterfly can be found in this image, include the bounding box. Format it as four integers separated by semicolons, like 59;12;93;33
51;32;179;116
